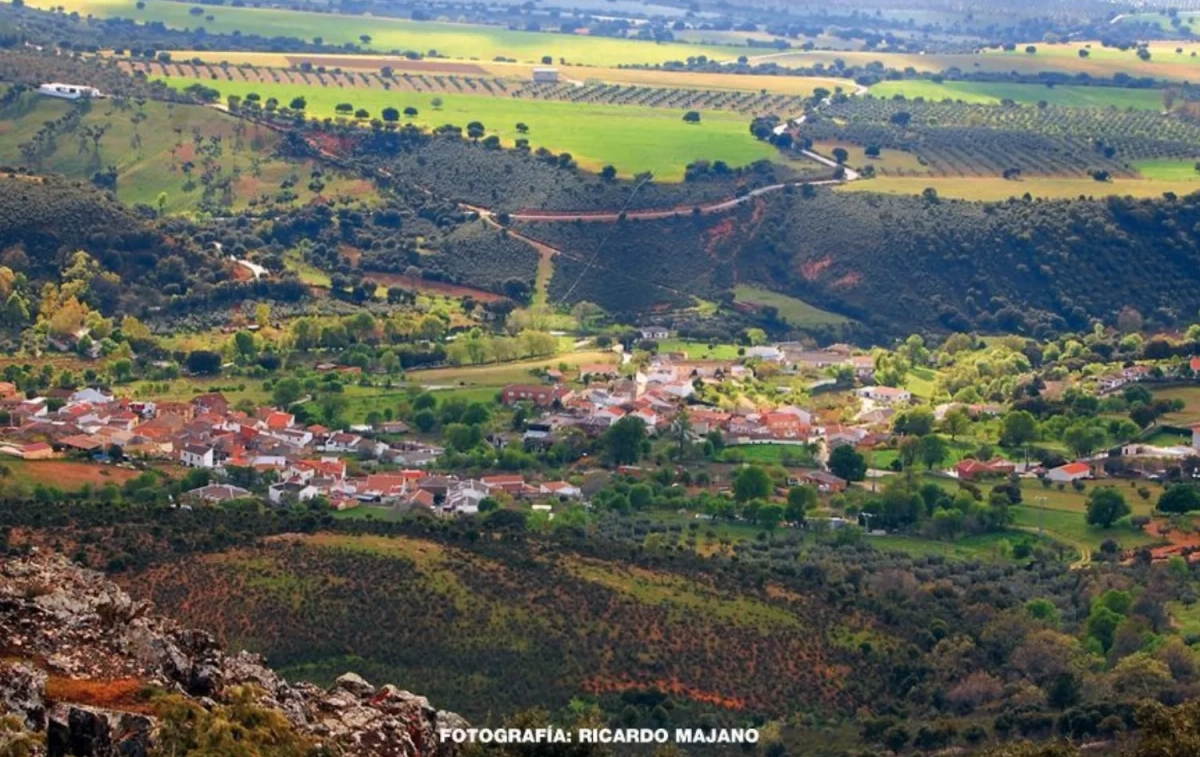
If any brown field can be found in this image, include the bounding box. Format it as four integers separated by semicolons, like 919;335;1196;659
3;459;146;489
285;55;489;75
837;175;1200;201
811;141;930;176
150;50;852;96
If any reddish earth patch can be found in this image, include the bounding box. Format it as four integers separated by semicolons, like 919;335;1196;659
1142;519;1200;561
45;677;153;714
584;676;746;710
339;244;362;266
284;56;488;75
13;461;143;489
360;271;503;302
800;256;832;281
831;272;861;289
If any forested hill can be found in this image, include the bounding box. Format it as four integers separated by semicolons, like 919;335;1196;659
520;189;1200;336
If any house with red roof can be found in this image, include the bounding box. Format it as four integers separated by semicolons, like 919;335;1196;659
1047;462;1093;484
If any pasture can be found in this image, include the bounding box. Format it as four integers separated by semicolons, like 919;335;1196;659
810;140;930;175
1133;158;1200;181
33;0;734;66
837;175;1200;201
732;285;852;327
157;76;776;180
1154;385;1200;426
867;80;1166;111
0;90;367;212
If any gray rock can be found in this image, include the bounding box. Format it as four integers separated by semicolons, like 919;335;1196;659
334;672;376;698
0;661;47;730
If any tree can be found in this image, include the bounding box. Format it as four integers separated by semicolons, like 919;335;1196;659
515;122;529;133
733;465;772;503
941;407;972;441
156;191;168;214
271;377;303;409
316;392;348;426
600;165;617;180
920;435;949;470
682;111;701;123
404;106;418;117
185;350;222;375
1159;484;1200;514
431;97;443;109
381;106;400;123
1086;486;1131;528
831;147;849;164
603;416;647;466
829;445;867;482
289;96;306;110
1063;423;1105;458
785;485;816;523
1000;410;1038;447
757;503;784;531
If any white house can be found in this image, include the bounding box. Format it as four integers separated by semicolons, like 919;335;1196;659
445;480;489;515
1047;462;1092;484
539;481;582;499
639;326;670;341
532;67;560;83
745;346;785;362
179;444;215;469
856;386;912;404
269;480;319;504
39;83;102;100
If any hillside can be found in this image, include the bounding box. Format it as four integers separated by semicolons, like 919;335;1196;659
517;189;1200;335
0;549;469;757
0;87;370;213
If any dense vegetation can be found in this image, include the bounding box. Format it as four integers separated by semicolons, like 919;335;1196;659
522;189;1200;335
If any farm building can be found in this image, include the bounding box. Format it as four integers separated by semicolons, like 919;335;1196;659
532;67;560;83
38;83;102;100
1047;462;1092;484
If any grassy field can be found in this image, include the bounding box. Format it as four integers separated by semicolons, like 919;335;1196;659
867;80;1166;110
656;339;742;360
732;285;852;327
36;0;735;66
1154;385;1200;426
156;51;854;96
408;350;615;388
868;532;1033;562
811;140;929;175
1134;158;1200;181
838;175;1200;201
157;77;775;180
0;91;366;211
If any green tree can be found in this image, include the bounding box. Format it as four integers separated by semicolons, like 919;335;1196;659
315;392;348;427
829;445;867;482
757;503;785;531
271;377;302;409
941;406;972;441
603;416;647;466
733;465;772;503
1000;410;1038;447
1085;486;1131;528
1159;484;1200;513
1063;422;1106;458
920;435;949;470
785;485;817;522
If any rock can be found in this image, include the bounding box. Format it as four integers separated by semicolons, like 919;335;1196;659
0;661;47;730
0;552;470;757
46;703;153;757
334;672;376;697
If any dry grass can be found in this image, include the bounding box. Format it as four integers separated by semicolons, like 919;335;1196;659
837;175;1200;201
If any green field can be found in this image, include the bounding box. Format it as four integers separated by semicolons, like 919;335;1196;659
1134;158;1200;181
732;285;852;327
157;77;775;180
655;339;742;360
868;532;1035;562
31;0;734;66
0;90;365;211
1154;385;1200;426
867;80;1166;110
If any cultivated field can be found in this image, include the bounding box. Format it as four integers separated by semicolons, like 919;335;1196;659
732;285;852;327
32;0;735;66
156;76;777;180
868;80;1167;110
837;175;1200;201
157;50;856;96
810;140;930;175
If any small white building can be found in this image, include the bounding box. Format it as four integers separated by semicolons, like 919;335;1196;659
532;67;560;83
269;480;319;504
38;82;102;100
856;386;912;404
639;326;670;341
179;444;215;469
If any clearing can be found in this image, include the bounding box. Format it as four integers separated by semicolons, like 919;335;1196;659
733;285;852;327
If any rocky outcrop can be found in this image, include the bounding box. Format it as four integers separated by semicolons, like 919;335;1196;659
0;550;467;757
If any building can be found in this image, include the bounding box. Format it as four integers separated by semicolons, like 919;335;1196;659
501;384;568;408
269;480;319;504
639;326;670;341
187;484;253;503
532;67;560;83
38;82;102;100
955;458;1016;481
179;444;215;469
791;470;847;493
1047;462;1092;484
856;386;912;404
